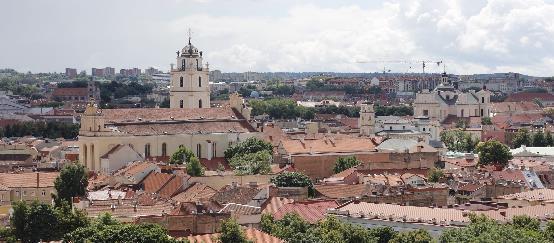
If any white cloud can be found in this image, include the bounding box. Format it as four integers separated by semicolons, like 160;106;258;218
2;0;554;76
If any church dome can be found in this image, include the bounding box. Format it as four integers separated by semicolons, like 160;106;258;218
181;41;200;57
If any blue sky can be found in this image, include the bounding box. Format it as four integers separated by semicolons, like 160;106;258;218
1;0;554;76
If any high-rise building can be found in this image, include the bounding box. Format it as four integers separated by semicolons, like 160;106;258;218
65;68;77;79
169;37;210;109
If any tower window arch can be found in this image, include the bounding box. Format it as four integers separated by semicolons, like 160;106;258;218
198;99;203;108
145;143;151;157
181;59;185;70
180;77;184;87
196;144;201;158
180;100;184;108
198;77;202;87
161;143;167;157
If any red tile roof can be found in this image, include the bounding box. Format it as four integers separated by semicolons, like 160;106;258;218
186;228;283;243
52;87;88;97
314;184;369;199
505;92;554;102
101;107;239;123
261;197;294;214
142;172;174;193
171;183;217;203
0;172;59;188
273;200;338;224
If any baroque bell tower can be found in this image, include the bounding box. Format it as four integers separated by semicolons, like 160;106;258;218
170;30;211;109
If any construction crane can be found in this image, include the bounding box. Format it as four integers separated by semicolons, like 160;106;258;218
356;59;444;74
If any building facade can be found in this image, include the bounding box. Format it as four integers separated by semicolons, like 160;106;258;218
413;75;491;122
170;37;210;109
79;38;255;172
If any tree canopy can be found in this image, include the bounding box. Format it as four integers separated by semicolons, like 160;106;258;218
475;140;513;167
229;150;272;175
218;218;252;243
333;156;361;174
249;99;315;120
224;137;273;160
1;121;79;139
170;146;196;164
271;172;314;197
54;163;88;205
440;130;479;153
185;157;205;176
440;214;553;243
10;201;89;243
427;167;444;183
63;213;181;243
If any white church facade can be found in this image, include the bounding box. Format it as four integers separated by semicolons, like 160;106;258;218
79;38;256;173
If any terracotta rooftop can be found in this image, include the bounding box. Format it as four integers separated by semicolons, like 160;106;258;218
211;186;261;205
113;161;157;178
0;172;59;188
171;182;217;203
273;200;339;224
101;107;240;123
261;196;294;214
505;92;554;102
220;203;261;215
113;120;256;135
142;172;175;194
314;184;369;199
52;87;88;97
497;188;554;202
281;137;376;155
490;170;527;183
186;228;283;243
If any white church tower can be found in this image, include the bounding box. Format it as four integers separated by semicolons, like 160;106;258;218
170;33;210;109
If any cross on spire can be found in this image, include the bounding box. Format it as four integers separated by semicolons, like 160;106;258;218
188;28;193;45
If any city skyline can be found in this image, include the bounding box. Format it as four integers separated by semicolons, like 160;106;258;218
2;0;554;76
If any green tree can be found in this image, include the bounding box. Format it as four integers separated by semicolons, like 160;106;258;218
511;215;540;231
186;157;205;176
545;220;554;242
440;130;478;153
260;213;314;242
475;140;513;167
481;117;492;125
333;156;361;174
54;163;88;205
368;227;397;243
427;167;444;183
10;201;89;243
64;222;179;243
512;129;532;148
224;137;273;160
218;218;252;243
389;229;432;243
229;150;272;175
546;131;554;146
271;172;314;197
170;146;196;164
440;214;548;242
532;131;547;147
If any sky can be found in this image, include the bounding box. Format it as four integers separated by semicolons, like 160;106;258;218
1;0;554;76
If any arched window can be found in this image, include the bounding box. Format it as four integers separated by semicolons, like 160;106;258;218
145;144;151;157
83;144;88;164
161;143;167;157
91;144;95;170
198;77;202;87
461;109;464;117
180;100;184;108
180;77;184;87
212;142;217;158
481;97;485;103
181;59;185;70
198;99;202;108
196;144;201;158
